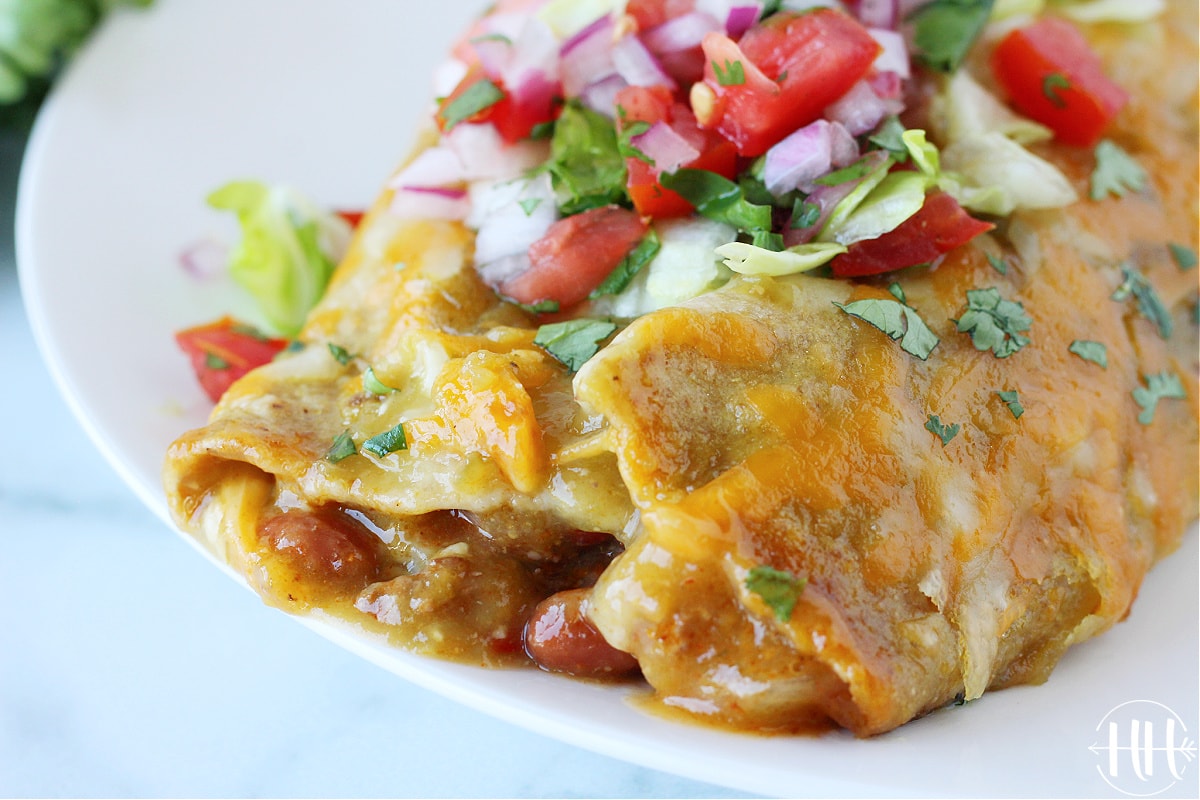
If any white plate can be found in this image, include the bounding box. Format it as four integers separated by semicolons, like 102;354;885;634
16;1;1199;797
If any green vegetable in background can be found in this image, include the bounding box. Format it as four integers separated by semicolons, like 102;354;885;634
0;0;153;129
207;180;352;337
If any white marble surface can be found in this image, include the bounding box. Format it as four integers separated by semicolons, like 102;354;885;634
0;126;747;798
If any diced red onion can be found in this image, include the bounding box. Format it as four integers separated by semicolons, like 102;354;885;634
869;28;910;79
828;121;860;168
561;14;612;57
389;146;465;190
785;150;890;245
178;238;228;281
725;4;763;38
633;121;701;174
472;36;513;79
612;33;676;89
763;120;836;196
477;253;532;289
579;73;628;117
390;186;470;220
641;12;721;55
868;70;903;101
824;79;892;136
561;16;618;96
855;0;898;29
503;16;561;88
470;175;558;265
444;122;548;180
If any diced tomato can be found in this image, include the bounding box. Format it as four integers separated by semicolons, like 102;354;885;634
990;17;1127;148
175;316;290;403
500;206;649;308
831;192;994;278
616;86;738;218
336;210;365;228
436;68;561;144
695;9;880;157
626;0;696;31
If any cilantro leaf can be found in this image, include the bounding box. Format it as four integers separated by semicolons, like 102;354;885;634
956;287;1032;358
545;102;629;215
712;59;746;86
1041;73;1070;108
909;0;995;74
1132;371;1186;425
659;168;773;233
834;298;940;360
745;565;806;622
590;229;661;297
1068;339;1108;368
1090;140;1147;201
867;116;910;161
996;390;1024;419
437;77;505;131
1169;243;1197;271
362;423;408;457
534;318;618;372
986;253;1008;275
925;414;961;445
1111;264;1172;340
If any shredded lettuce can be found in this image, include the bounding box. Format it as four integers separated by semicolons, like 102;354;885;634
932;69;1052;147
940;132;1077;215
207;180;352;337
537;0;621;38
1050;0;1164;23
825;171;929;245
716;241;846;276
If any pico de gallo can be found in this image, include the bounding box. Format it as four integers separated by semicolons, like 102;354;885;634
179;0;1149;399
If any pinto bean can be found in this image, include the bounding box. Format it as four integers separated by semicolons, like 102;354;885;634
258;507;382;602
525;588;639;678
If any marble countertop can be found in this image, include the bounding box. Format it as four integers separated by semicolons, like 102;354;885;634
0;126;744;798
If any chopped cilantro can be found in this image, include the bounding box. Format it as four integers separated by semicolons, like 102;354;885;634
791;198;821;230
1068;340;1108;368
996;390;1024;420
1090;140;1147;201
888;282;907;304
363;367;397;395
986;253;1008;275
745;565;806;622
617;120;654;165
834;298;940;361
925;414;961;446
511;297;560;315
909;0;995;74
956;287;1032;358
545;102;629;215
325;430;357;463
518;197;543;216
362;423;408;457
204;352;229;370
534;318;618;372
590;229;662;298
659;168;773;233
1041;73;1070;108
867;116;909;162
327;342;355;365
814;156;880;187
1112;264;1172;340
1132;371;1186;425
437;78;505;131
1168;243;1197;271
712;59;746;86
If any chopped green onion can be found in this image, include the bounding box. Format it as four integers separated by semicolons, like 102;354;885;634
363;367;397;395
328;342;355;365
362;423;408;457
325;430;357;463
